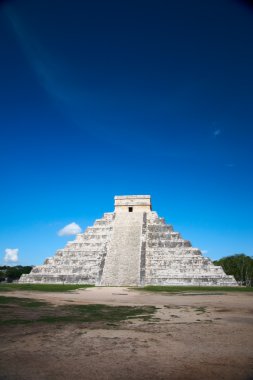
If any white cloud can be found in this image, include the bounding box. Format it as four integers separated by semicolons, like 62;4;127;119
201;250;208;255
4;248;19;263
213;129;221;137
58;222;81;236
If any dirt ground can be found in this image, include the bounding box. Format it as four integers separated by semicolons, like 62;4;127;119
0;287;253;380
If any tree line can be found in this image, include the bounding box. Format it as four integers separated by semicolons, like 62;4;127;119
0;266;33;282
214;254;253;287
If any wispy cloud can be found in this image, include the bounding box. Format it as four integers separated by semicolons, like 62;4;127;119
3;4;76;106
3;5;103;142
225;163;235;168
201;250;208;255
4;248;19;262
213;129;221;137
58;222;81;236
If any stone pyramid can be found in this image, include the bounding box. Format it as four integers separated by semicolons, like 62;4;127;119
20;195;237;286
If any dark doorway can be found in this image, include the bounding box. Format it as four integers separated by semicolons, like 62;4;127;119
128;207;133;212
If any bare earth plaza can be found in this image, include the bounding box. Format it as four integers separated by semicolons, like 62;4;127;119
0;285;252;380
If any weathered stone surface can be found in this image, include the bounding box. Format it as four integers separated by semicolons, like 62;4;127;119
19;195;237;286
100;212;143;286
19;212;114;284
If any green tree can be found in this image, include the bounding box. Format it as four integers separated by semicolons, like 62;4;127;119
5;266;33;282
0;270;6;282
214;254;253;286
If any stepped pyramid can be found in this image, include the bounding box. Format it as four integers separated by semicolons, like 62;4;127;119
20;195;237;286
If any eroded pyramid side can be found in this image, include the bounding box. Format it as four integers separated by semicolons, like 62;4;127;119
19;213;114;284
143;212;237;286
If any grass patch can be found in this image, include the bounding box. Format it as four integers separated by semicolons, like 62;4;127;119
0;295;157;325
134;286;253;293
180;292;225;296
0;284;94;292
194;306;206;314
0;296;48;307
1;319;33;325
63;304;157;323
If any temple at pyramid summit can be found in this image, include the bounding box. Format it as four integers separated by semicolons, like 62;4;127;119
19;195;237;286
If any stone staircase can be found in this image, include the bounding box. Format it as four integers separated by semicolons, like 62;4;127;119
100;212;144;286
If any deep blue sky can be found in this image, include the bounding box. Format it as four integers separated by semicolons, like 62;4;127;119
0;0;252;265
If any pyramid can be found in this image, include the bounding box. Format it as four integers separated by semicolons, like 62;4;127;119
20;195;237;286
